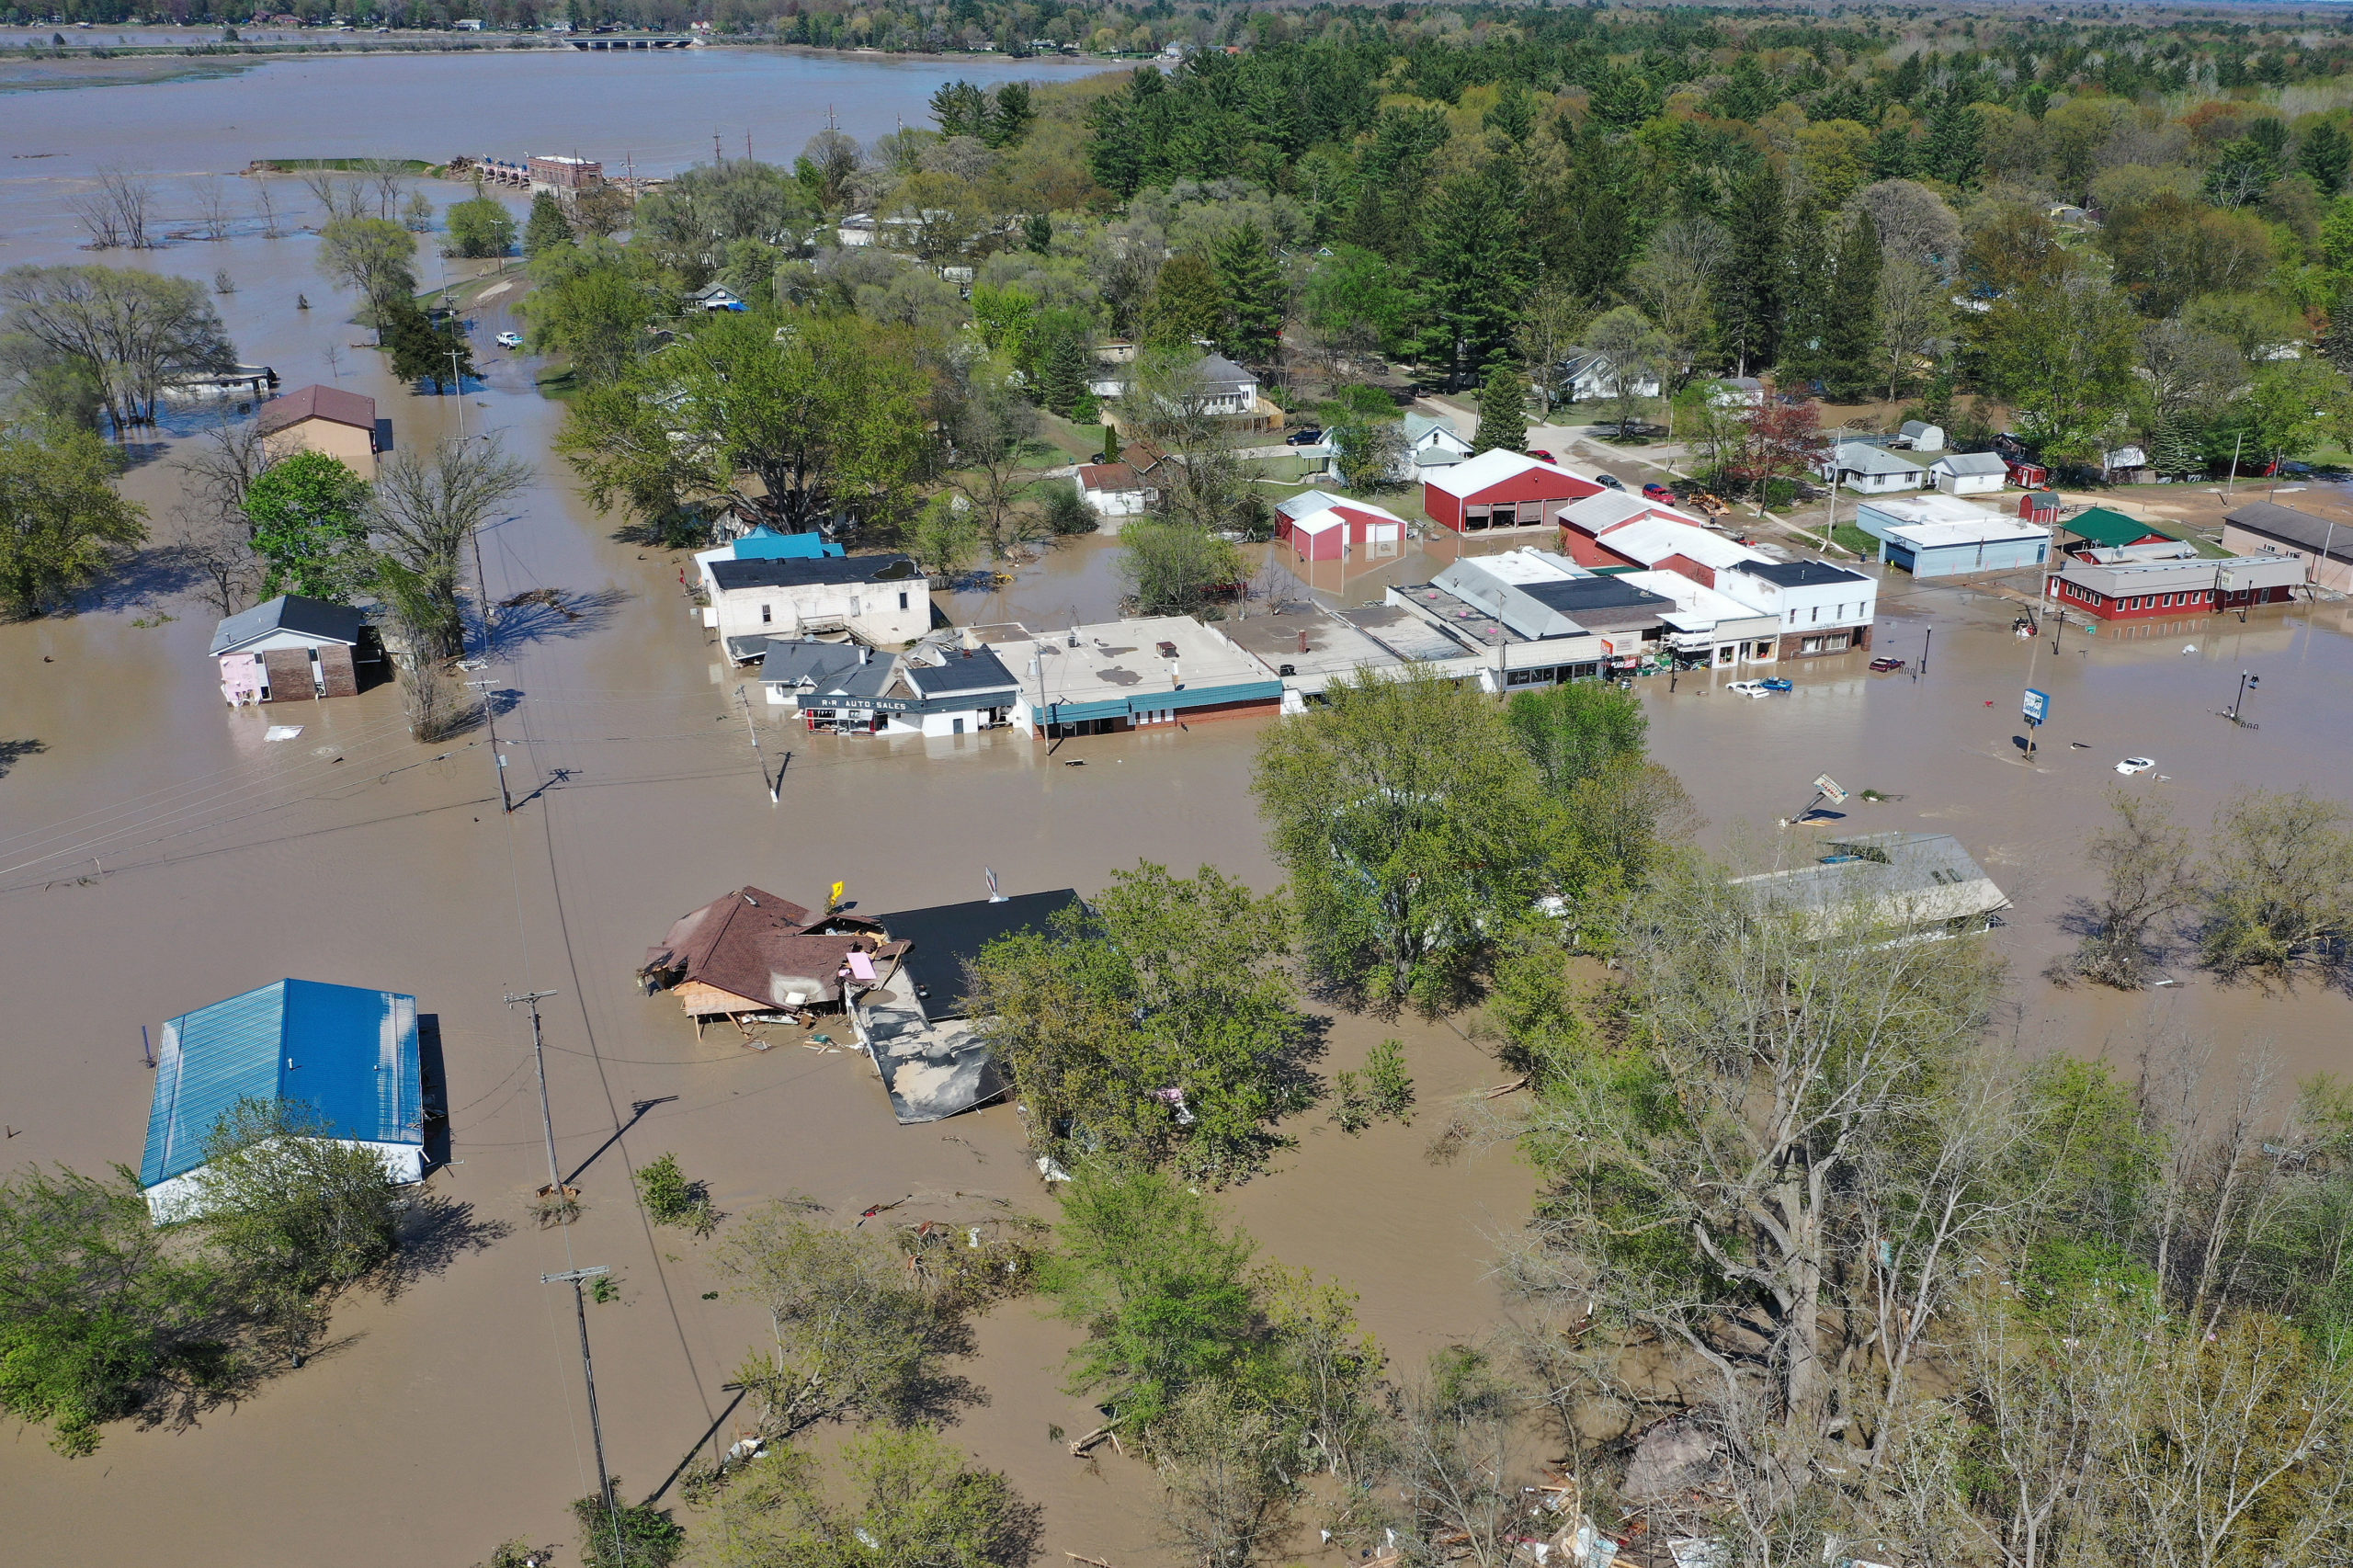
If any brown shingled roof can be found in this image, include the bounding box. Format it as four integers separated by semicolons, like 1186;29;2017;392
642;886;888;1014
256;382;379;436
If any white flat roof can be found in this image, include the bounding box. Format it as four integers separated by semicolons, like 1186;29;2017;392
1883;518;2047;547
1859;492;2003;525
1003;616;1272;707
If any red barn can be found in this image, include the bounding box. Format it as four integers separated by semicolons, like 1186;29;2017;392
1275;494;1408;562
1424;450;1602;535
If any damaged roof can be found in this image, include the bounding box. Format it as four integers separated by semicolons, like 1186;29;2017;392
643;886;888;1012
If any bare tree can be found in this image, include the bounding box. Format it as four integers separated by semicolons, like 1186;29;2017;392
356;157;408;221
2069;791;2200;988
252;179;283;239
1873;256;1949;403
2198;789;2353;980
166;415;273;615
298;168;369;223
1626;216;1729;386
1155;1383;1297;1568
369;435;533;662
66;168;155;250
1386;1347;1528;1568
1512;278;1587;415
944;362;1045;559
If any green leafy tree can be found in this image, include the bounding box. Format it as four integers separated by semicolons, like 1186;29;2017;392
517;244;665;386
1117;518;1245;615
0;264;236;435
443;192;517;259
381;298;477;392
906;493;983;579
1213;222;1285;363
1302;244;1421;360
2234;358;2353;470
1581;306;1671;438
972;863;1313;1183
632;1153;717;1236
551;379;704;545
1142;253;1224;350
0;426;146;619
521;190;574;257
1506;680;1648;795
701;1430;1039;1568
1974;256;2140;463
314;217;416;340
571;1481;684;1568
244;449;371;602
1328;411;1405;492
1470;359;1530;454
1254;668;1563;1012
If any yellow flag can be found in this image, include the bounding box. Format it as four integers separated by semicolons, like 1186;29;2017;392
830;881;846;906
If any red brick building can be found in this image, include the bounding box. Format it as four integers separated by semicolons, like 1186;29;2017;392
2045;552;2302;620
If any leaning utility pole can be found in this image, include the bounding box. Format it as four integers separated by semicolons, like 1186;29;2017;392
544;1265;621;1561
735;685;779;804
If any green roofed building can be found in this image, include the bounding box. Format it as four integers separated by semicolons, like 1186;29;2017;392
2061;507;2170;553
141;979;424;1221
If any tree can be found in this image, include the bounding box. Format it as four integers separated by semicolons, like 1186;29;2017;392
368;435;532;662
1119;518;1245;617
1156;1381;1297;1568
244;450;371;602
1388;1347;1528;1568
988;81;1035;148
570;1483;685;1568
1033;315;1094;418
2070;792;2199;990
0;426;146;619
1625;220;1726;389
944;358;1045;558
1818;210;1882;399
906;494;983;580
1873;256;1948;403
717;1204;972;1439
313;217;417;339
1142;253;1224;349
1974;256;2140;463
1212;222;1285;363
552;379;704;545
2234;358;2353;471
0;1165;216;1456
183;1097;403;1360
928;79;995;140
1254;668;1563;1011
1471;359;1530;454
1327;411;1404;492
1716;164;1786;375
518;244;664;386
2199;789;2353;981
0;264;235;434
702;1430;1039;1568
572;182;632;240
1505;680;1647;795
2302;120;2353;197
1415;162;1532;385
443;192;517;259
2140;318;2247;432
382;299;477;393
1582;307;1670;437
1302;244;1420;363
972;863;1313;1182
520;191;574;257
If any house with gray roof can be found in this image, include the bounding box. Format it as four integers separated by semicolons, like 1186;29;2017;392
1402;412;1472;473
1819;440;1928;494
2222;501;2353;593
1730;832;2010;942
1930;450;2009;495
209;594;377;707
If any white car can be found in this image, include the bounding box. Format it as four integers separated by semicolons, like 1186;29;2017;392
494;331;525;349
1726;680;1770;699
2116;756;2156;775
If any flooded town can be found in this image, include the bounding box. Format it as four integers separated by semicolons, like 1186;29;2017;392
7;6;2353;1568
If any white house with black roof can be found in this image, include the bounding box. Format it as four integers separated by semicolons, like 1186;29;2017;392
704;553;931;659
1718;558;1878;658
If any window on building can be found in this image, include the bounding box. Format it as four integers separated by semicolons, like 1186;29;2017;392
1811;605;1822;623
760;603;772;623
898;591;909;610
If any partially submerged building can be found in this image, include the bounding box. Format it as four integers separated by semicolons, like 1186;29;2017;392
1729;832;2010;941
209;594;378;706
703;553;931;660
983;617;1285;737
256;383;383;480
142;979;424;1221
858;889;1083;1123
641;887;894;1036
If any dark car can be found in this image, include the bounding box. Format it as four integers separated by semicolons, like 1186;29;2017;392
1286;426;1324;446
1594;472;1626;491
1869;657;1906;673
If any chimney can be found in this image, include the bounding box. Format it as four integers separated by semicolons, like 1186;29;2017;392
1297;629;1309;653
858;644;870;665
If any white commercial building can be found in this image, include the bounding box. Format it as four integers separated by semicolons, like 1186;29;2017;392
704;553;932;661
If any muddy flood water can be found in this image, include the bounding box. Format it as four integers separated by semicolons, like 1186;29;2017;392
6;51;2353;1568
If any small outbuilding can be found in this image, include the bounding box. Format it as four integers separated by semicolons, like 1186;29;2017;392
256;383;382;480
1075;461;1154;519
142;979;424;1222
1928;450;2008;495
209;594;375;706
1731;832;2010;941
1276;492;1408;562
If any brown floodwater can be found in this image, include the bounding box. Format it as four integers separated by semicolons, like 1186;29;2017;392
6;53;2353;1567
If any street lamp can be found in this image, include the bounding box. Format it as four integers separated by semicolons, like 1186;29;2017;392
2225;671;2260;727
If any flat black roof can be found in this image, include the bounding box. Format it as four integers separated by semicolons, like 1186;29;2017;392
709;553;920;591
1735;559;1870;587
905;646;1019;696
880;889;1084;1019
1520;577;1675;614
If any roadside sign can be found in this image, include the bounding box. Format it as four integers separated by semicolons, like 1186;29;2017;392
1813;773;1848;805
2023;687;2051;727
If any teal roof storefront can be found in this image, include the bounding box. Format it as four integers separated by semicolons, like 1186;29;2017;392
142;980;422;1189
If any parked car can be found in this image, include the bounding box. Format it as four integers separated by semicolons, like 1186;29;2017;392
1643;482;1673;501
1726;680;1770;698
1527;448;1556;462
2116;756;2156;775
1759;677;1793;692
494;331;525;348
1286;426;1324;446
1869;657;1905;672
1594;472;1626;491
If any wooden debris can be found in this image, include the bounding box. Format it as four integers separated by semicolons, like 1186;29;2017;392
1483;1074;1530;1099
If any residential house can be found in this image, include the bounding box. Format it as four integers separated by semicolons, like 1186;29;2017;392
687;283;749;312
1274;490;1408;562
1896;420;1946;452
1075;460;1154;519
1560;344;1662;401
2059;507;2172;557
1877;517;2051;578
2101;445;2151;484
1929;450;2009;495
209;594;376;706
1098;351;1286;437
1718;559;1878;657
1401;412;1472;474
142;980;424;1221
1709;376;1767;409
1730;833;2010;941
640;886;892;1032
256;383;381;479
2047;551;2302;620
1819;439;1927;494
982;616;1284;737
2221;501;2353;593
836;213;877;245
1425;449;1604;536
704;553;931;660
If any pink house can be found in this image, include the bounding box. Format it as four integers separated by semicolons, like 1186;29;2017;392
1424;450;1602;535
1274;491;1409;562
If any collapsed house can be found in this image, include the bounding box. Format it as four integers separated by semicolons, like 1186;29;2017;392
854;889;1082;1124
640;886;896;1037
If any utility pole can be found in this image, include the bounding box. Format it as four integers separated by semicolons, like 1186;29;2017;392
543;1266;621;1562
2225;431;2245;498
468;523;514;814
506;989;570;1200
2225;671;2260;727
449;348;467;430
736;685;779;804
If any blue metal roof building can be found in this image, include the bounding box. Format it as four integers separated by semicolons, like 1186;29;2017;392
142;980;424;1219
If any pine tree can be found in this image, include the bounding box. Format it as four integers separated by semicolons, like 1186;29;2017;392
1471;360;1530;456
1820;212;1881;400
2150;416;2205;479
1038;326;1091;418
522;191;574;258
1716;164;1785;376
1415;164;1534;386
1777;219;1834;394
2302;120;2352;196
1213;222;1285;364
